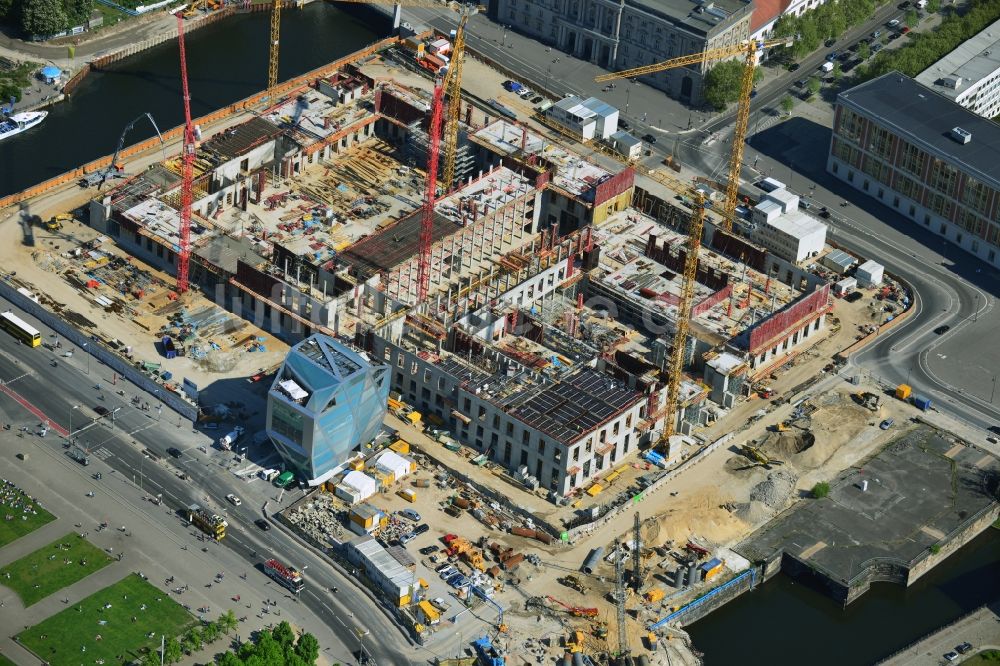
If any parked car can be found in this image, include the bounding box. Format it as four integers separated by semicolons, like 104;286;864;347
167;447;182;458
887;18;900;27
531;95;543;103
794;78;808;88
888;32;900;41
934;325;951;335
871;30;881;39
226;493;242;506
944;653;958;662
825;51;839;61
400;531;418;545
957;643;973;654
619;119;630;130
880;418;895;430
448;574;468;588
788;62;801;72
419;545;438;555
845;291;864;303
413;523;430;536
435;563;453;573
842;60;859;73
898;0;910;8
872;43;884;53
901;26;911;34
642;133;657;144
254;518;271;531
400;509;421;522
824;38;836;47
517;88;533;98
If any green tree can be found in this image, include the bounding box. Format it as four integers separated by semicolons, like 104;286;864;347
825;11;847;42
857;41;871;61
294;633;320;665
812;481;831;498
780;95;795;115
203;621;221;644
273;621;296;649
832;62;843;81
20;0;66;35
219;609;239;635
0;83;21;103
807;76;822;97
64;0;93;26
905;9;919;26
183;626;204;654
703;60;761;110
140;652;160;666
927;0;940;12
255;631;285;664
0;0;16;21
164;637;184;665
217;652;245;666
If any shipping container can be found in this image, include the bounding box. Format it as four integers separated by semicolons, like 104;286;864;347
895;384;912;400
397;488;417;503
412;478;431;488
912;395;932;411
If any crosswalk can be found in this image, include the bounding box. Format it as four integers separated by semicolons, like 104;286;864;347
91;447;114;460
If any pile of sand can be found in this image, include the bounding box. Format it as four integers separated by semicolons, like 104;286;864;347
645;487;747;547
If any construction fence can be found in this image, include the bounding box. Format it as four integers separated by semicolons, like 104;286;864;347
0;276;199;422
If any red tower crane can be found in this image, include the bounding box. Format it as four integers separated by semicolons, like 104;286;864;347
417;79;445;302
175;13;195;294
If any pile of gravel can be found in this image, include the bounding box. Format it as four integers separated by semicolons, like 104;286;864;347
749;470;797;509
733;500;771;524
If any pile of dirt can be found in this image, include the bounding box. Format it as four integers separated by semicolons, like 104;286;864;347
762;430;816;458
733;500;771;524
647;487;747;547
749;470;797;508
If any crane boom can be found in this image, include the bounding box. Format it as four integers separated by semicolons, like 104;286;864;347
418;81;445;301
268;0;281;90
441;12;469;189
659;194;705;441
175;13;195;294
614;539;629;658
95;113;165;190
595;37;792;230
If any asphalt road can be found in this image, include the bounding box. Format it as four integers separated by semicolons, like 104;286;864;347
0;297;418;665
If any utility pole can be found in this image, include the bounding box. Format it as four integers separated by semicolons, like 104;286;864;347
614;539;629;660
632;511;642;591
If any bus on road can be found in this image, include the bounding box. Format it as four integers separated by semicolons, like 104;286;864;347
0;311;41;347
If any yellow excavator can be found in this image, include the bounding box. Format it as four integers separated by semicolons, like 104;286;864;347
741;444;784;469
45;213;72;231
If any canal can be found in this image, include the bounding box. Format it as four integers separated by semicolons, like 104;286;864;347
0;2;387;197
688;527;1000;665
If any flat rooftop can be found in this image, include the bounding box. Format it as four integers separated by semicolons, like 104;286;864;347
629;0;749;34
472;120;613;198
263;86;375;145
915;18;1000;99
202;117;283;161
737;424;1000;598
508;367;642;445
434;166;534;225
766;210;827;240
838;72;1000;188
340;209;460;278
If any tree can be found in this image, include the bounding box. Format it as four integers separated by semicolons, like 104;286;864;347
811;481;831;498
64;0;92;26
832;62;843;81
218;652;245;666
272;621;296;649
807;76;822;97
20;0;66;35
183;626;204;654
703;60;743;110
0;83;21;103
0;0;16;21
295;633;320;665
202;621;221;645
780;95;795;115
219;610;239;635
857;41;871;61
927;0;940;12
164;637;184;665
140;652;159;666
905;9;919;26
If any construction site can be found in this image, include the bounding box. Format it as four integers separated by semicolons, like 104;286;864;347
0;7;952;664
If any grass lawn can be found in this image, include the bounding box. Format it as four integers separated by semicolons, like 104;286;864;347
0;486;55;547
0;534;112;606
0;655;16;666
92;3;131;29
17;574;195;666
964;650;1000;665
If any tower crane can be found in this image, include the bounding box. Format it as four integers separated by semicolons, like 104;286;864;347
334;0;484;189
613;539;630;660
418;76;446;301
596;37;793;230
175;13;196;294
268;0;281;90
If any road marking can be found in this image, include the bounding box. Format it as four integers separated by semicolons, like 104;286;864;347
0;381;68;436
92;447;114;460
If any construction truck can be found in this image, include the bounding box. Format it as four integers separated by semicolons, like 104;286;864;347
45;213;72;231
854;392;882;411
558;575;588;594
264;558;305;594
565;631;585;653
186;503;227;540
740;444;784;469
768;421;789;432
472;636;504;666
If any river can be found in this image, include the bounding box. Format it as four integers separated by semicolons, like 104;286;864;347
0;2;387;197
688;527;1000;665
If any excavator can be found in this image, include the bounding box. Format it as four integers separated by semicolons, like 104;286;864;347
44;213;72;231
740;444;784;469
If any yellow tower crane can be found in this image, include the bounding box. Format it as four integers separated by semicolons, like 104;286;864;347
334;1;483;189
268;0;282;90
596;37;792;230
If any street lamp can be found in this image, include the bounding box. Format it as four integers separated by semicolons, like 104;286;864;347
69;404;78;440
357;629;370;665
82;342;90;375
624;87;631;116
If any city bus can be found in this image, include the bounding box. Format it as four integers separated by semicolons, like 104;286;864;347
0;311;41;347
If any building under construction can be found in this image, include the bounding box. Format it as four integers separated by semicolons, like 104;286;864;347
84;44;834;499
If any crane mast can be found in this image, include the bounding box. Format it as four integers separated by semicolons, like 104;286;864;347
441;11;470;189
268;0;282;90
418;80;445;301
175;14;195;294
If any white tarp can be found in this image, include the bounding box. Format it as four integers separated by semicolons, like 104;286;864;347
373;450;412;481
279;379;308;401
340;471;377;499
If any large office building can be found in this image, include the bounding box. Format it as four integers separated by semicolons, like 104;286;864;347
491;0;753;105
828;72;1000;268
915;18;1000;119
267;335;390;485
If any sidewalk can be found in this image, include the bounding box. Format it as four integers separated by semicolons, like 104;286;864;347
879;601;1000;665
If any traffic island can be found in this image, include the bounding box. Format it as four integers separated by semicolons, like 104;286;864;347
0;533;112;606
736;423;1000;605
16;573;195;666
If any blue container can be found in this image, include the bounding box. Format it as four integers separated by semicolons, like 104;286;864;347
700;557;722;572
913;395;932;411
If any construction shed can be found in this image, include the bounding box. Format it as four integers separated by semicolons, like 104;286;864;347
820;249;856;275
348;502;385;535
855;259;884;287
336;470;378;504
417;600;441;625
372;450;415;484
345;535;416;607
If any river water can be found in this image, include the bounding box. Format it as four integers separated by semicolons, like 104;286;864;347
688;527;1000;665
0;2;385;197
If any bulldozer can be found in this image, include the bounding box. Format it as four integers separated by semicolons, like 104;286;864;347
740;444;784;469
854;392;882;412
768;421;789;432
558;575;588;594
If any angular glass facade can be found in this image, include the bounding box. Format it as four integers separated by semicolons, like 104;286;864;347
266;335;389;484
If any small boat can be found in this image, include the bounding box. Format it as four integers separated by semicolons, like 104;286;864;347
0;111;47;142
